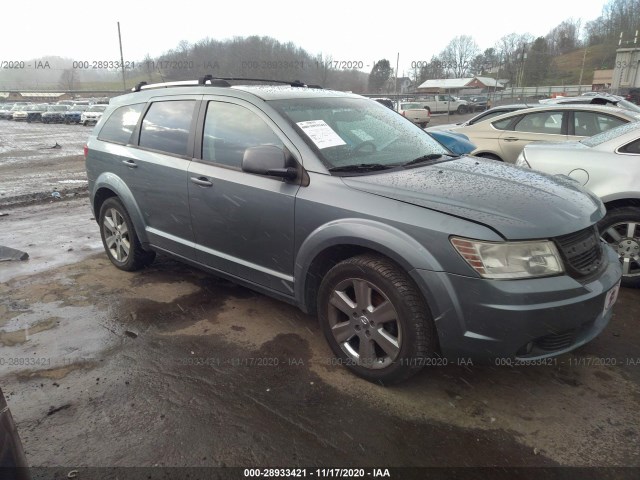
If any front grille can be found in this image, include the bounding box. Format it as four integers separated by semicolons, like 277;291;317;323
554;226;604;279
535;329;576;351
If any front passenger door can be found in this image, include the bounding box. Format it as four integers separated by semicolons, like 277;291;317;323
187;99;299;294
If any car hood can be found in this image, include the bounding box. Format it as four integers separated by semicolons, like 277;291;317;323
341;156;605;240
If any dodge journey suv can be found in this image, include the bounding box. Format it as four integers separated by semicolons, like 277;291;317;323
85;77;622;384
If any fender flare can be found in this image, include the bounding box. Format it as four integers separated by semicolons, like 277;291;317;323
294;218;442;310
92;172;149;245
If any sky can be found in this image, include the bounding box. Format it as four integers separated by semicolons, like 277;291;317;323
5;0;606;76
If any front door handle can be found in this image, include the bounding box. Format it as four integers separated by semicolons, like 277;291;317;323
503;137;519;142
122;159;137;168
190;176;213;187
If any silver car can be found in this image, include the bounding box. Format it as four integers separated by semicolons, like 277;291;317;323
517;121;640;287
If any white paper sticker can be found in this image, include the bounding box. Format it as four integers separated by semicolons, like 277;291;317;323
296;120;346;149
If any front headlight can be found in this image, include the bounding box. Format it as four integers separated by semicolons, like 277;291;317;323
515;151;531;168
450;237;564;279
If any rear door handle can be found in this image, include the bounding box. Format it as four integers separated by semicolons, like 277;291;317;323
503;137;519;142
122;159;137;168
190;176;213;187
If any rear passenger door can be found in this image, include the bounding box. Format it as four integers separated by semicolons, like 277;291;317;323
187;98;299;294
498;110;568;162
126;96;200;258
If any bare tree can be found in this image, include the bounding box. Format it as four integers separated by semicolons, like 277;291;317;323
59;68;77;90
439;35;479;78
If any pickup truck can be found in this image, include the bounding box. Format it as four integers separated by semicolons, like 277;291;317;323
416;94;471;114
397;102;431;127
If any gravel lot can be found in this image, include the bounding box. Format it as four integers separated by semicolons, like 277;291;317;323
0;118;638;473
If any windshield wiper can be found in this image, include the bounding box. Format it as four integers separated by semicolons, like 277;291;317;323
328;163;395;173
401;154;446;168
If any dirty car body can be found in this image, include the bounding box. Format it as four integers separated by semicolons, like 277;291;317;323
85;80;622;384
0;387;30;479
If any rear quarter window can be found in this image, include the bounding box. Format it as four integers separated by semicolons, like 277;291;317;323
98;104;145;145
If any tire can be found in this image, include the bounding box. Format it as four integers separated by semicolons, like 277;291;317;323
99;197;155;271
598;207;640;288
317;254;437;384
456;105;468;114
477;153;502;161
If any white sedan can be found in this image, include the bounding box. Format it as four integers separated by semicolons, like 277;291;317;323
517;121;640;287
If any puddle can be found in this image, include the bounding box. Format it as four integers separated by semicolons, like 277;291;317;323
0;317;58;346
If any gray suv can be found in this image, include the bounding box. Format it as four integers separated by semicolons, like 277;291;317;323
85;77;622;384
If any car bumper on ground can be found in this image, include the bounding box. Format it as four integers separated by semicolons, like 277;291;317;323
412;245;622;363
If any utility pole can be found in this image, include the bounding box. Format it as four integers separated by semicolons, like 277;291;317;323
395;52;399;101
118;22;126;92
578;47;588;94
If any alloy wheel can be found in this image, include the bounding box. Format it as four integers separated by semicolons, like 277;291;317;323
601;221;640;277
103;208;131;263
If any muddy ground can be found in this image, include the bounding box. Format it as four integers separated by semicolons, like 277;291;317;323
0;119;639;473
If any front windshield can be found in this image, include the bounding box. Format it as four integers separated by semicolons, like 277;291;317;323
87;105;107;112
269;97;449;171
49;105;68;111
580;121;640;147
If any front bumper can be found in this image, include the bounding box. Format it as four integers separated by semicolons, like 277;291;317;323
411;245;622;362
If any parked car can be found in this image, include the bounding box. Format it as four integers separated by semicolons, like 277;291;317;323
0;387;31;479
41;105;70;123
397;102;431;127
451;104;640;163
540;94;640;114
81;105;107;126
416;94;471;114
3;104;29;120
85;78;621;384
427;130;476;155
517;121;640;287
25;104;49;123
427;104;533;132
64;105;89;124
0;104;15;118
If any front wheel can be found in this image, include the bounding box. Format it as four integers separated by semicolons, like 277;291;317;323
598;207;640;288
99;197;155;271
317;254;437;384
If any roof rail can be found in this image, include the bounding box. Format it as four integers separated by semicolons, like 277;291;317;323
130;77;322;92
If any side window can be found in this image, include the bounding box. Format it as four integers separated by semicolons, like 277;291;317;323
139;100;195;156
492;116;515;130
98;104;144;144
514;111;563;134
202;102;284;168
574;111;626;137
619;138;640;154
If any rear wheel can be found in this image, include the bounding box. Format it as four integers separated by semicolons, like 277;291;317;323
457;105;468;114
99;197;155;271
317;254;437;384
598;207;640;288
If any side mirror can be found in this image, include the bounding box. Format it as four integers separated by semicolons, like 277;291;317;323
242;145;298;180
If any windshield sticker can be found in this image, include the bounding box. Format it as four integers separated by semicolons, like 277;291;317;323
350;129;374;142
296;120;346;149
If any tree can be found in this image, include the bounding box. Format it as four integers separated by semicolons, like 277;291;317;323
58;68;77;90
439;35;479;78
368;59;392;93
523;37;551;86
495;33;534;85
546;19;582;54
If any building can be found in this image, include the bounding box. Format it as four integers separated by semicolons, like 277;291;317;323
612;47;640;92
0;92;72;103
592;69;614;91
416;76;505;94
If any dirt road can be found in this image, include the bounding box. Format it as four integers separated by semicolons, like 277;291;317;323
0;118;638;472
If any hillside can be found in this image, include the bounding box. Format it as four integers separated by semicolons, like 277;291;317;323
545;43;616;85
